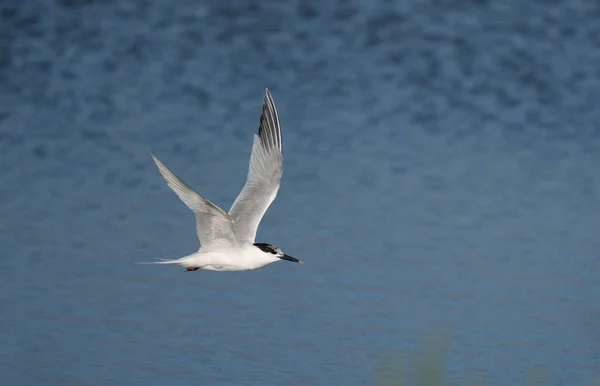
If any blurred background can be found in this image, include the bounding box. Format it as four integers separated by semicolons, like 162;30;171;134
1;0;599;385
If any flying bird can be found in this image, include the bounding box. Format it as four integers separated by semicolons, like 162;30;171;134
146;89;301;271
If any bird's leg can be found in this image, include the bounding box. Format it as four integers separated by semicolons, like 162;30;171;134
185;266;199;271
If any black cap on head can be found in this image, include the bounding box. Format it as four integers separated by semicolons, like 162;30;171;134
254;243;302;264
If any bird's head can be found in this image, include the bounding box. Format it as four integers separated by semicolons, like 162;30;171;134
253;243;302;264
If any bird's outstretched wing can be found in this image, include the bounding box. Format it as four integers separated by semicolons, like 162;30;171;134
151;154;239;249
229;89;283;244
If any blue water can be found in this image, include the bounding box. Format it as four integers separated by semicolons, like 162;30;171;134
1;0;599;385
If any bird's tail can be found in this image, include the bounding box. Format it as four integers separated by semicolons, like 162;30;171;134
137;258;183;265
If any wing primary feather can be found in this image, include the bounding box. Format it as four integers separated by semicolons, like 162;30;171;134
260;88;281;153
270;89;282;150
150;153;239;248
228;89;284;243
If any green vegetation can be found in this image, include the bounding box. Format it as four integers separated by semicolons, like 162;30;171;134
375;335;599;386
375;334;449;386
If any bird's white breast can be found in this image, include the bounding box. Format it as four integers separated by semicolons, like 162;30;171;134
187;244;279;271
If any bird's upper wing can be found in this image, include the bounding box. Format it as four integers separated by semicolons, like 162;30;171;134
151;154;239;249
229;89;283;244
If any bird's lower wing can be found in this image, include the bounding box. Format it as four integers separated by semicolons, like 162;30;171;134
151;154;239;249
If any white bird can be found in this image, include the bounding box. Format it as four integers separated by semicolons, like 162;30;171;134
146;89;302;271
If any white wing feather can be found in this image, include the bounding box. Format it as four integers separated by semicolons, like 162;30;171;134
229;89;283;244
151;154;239;249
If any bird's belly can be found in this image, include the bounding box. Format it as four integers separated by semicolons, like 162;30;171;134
184;246;276;271
185;250;254;271
201;264;251;272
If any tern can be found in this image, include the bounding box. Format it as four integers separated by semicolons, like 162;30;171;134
147;89;302;271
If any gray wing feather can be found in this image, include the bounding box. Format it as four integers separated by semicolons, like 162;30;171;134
229;89;283;243
151;154;239;249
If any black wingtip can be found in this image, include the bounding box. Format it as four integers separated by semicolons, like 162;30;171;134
257;88;281;151
263;88;274;107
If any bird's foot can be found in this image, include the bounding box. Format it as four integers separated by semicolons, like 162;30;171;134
185;266;200;271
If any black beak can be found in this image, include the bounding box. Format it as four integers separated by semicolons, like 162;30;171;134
281;254;303;264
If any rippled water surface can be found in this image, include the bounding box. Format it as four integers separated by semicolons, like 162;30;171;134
1;0;599;384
